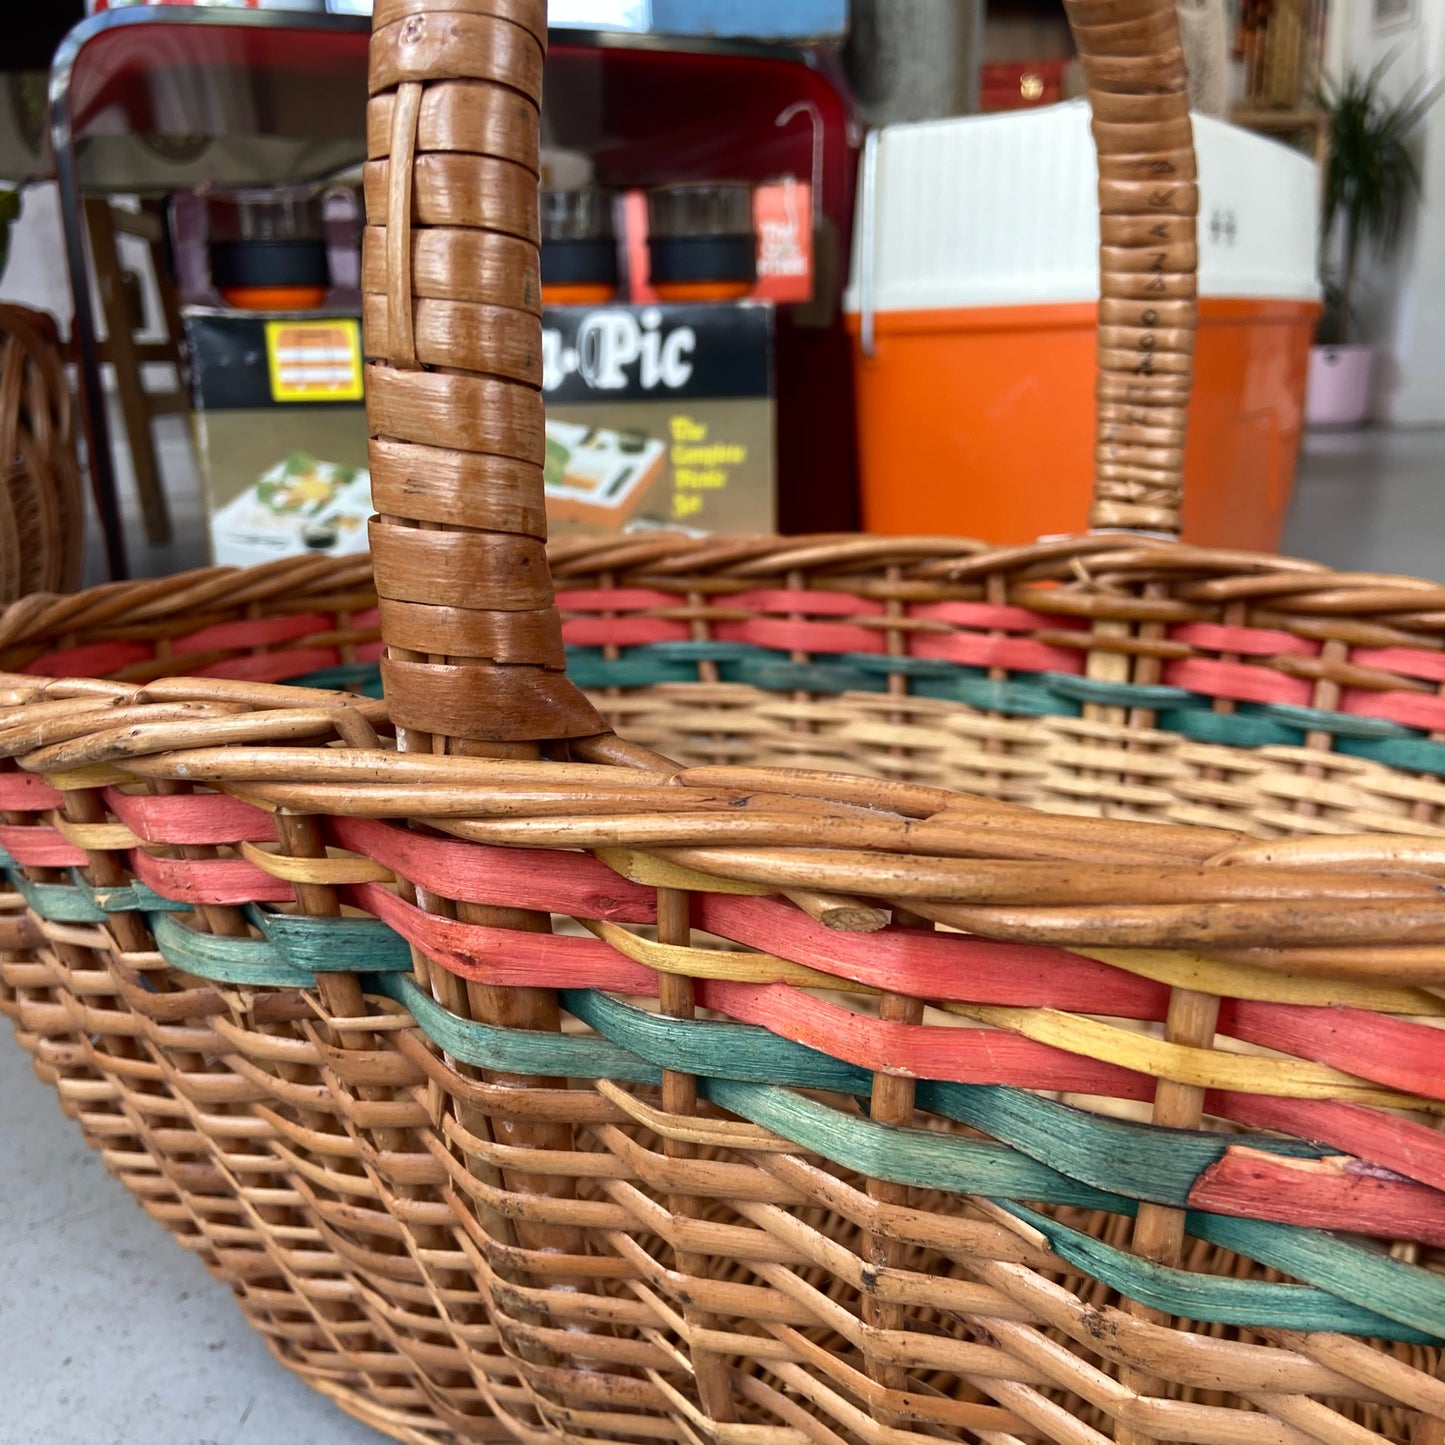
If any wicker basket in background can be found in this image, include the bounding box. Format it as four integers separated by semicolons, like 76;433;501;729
0;302;83;601
2;2;1444;1443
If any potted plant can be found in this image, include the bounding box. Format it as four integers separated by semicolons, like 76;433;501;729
1307;56;1440;426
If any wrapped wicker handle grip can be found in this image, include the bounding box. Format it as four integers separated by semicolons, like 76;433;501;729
1065;0;1198;536
363;0;1197;745
364;0;604;746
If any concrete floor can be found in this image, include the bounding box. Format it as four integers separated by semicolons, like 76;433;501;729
1281;425;1445;583
80;412;209;587
0;1051;388;1445
6;419;1445;1444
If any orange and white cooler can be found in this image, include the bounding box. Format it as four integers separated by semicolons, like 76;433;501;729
844;103;1320;549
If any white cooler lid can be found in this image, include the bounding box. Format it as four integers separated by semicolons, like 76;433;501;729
844;101;1320;321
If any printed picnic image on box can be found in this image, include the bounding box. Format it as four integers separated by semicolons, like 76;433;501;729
210;452;371;564
541;300;775;535
544;421;669;529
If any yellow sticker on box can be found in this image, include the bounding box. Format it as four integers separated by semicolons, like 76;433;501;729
265;319;364;403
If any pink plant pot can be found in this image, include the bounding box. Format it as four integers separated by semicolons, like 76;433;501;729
1305;343;1375;428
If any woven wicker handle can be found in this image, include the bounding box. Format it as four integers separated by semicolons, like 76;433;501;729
1064;0;1198;536
362;0;1198;746
364;0;604;746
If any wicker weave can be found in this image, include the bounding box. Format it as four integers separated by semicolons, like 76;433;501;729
4;4;1445;1444
0;303;83;601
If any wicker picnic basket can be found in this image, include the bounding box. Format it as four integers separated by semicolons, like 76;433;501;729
4;1;1445;1441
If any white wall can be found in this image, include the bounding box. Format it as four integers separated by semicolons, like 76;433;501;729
0;184;72;323
1327;0;1445;425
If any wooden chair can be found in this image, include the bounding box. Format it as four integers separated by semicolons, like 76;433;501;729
82;197;190;545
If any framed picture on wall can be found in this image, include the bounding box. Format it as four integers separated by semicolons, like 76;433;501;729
1374;0;1417;32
